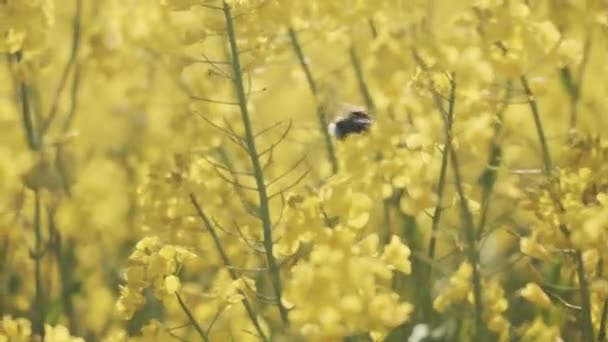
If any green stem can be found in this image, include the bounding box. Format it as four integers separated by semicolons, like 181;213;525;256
576;250;595;342
6;53;36;149
443;78;486;341
477;82;512;238
33;190;45;339
190;194;269;342
49;212;77;333
20;82;38;149
368;19;378;39
567;26;591;132
523;72;594;340
223;1;289;326
349;45;375;111
176;293;210;342
520;76;552;175
427;140;449;262
0;239;7;314
41;0;82;135
287;27;338;174
598;299;608;341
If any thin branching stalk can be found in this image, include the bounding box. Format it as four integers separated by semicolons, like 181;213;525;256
520;76;552;175
287;27;338;174
599;299;608;341
222;1;289;326
49;212;77;333
427;131;450;264
175;293;210;342
477;82;512;238
20;82;38;149
368;19;378;39
522;74;594;341
10;50;47;339
41;0;83;136
566;26;592;131
349;46;375;111
575;250;595;342
381;202;392;244
10;52;39;150
190;194;269;342
32;189;45;339
598;258;608;342
413;49;455;321
0;239;8;313
442;77;486;341
420;89;453;323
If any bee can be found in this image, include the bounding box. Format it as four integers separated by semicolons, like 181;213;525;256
327;106;373;140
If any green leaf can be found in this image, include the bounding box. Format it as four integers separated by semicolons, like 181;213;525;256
45;298;64;325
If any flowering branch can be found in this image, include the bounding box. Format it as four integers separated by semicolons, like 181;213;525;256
175;293;210;342
190;194;269;342
222;1;289;326
441;76;486;341
522;73;594;341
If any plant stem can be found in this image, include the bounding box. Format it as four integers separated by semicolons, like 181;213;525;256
190;194;269;342
175;293;210;342
368;19;378;39
33;189;45;339
287;27;338;174
222;1;289;326
427;141;449;263
443;78;486;341
11;50;46;339
598;299;608;341
41;0;82;135
49;212;77;333
567;26;591;132
522;73;594;341
477;82;512;238
576;250;595;342
520;76;552;175
349;45;375;111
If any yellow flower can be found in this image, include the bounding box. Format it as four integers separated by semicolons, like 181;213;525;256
381;235;412;274
520;237;550;261
44;324;84;342
520;283;551;307
164;275;181;294
0;316;31;342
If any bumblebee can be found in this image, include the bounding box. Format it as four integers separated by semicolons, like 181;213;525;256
328;108;372;140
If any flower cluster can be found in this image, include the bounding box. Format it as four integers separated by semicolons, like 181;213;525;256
284;232;412;340
116;236;197;320
0;316;83;342
433;262;510;341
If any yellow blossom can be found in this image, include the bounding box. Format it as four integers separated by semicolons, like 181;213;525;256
520;283;551;307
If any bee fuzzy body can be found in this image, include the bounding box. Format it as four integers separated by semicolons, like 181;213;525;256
328;109;373;140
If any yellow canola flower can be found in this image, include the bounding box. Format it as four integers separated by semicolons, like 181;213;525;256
116;236;197;319
519;317;562;342
44;324;85;342
381;235;412;274
164;275;181;294
0;316;31;342
520;283;551;307
0;316;84;342
284;230;413;340
520;236;550;261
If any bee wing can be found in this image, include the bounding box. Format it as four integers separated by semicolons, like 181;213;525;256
351;116;372;125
